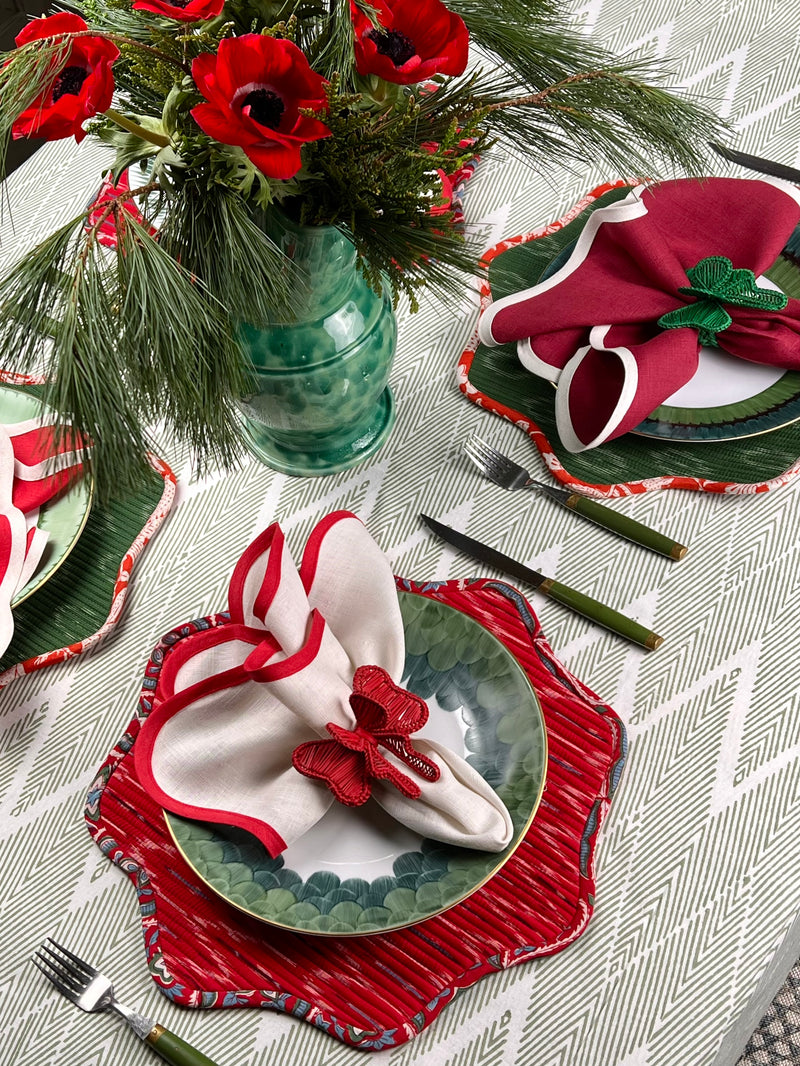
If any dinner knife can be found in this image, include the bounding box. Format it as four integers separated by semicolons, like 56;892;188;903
421;514;664;651
710;142;800;184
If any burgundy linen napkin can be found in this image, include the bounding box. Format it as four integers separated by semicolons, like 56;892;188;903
477;177;800;451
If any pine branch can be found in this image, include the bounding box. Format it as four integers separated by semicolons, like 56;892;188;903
451;0;620;87
452;0;726;176
73;0;167;43
0;191;259;499
110;210;248;480
308;0;357;81
481;65;725;177
154;182;296;328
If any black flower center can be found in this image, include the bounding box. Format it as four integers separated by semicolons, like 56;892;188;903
367;28;416;67
166;0;193;6
243;88;285;130
51;66;90;102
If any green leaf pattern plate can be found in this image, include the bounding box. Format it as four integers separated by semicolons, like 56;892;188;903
166;591;547;936
0;387;93;608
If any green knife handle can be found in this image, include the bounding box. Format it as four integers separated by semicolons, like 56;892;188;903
564;493;687;560
145;1025;221;1066
541;577;663;651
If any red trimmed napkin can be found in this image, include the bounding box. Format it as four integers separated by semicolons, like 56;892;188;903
86;577;624;1050
0;416;86;655
134;512;513;855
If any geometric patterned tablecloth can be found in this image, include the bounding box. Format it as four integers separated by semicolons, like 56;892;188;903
4;2;800;1065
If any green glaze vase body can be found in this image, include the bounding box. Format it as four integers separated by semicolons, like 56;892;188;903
237;215;397;476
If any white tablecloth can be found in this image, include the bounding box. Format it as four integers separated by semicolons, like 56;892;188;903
2;2;800;1064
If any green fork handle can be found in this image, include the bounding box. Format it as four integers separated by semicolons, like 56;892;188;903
564;493;688;560
145;1025;221;1066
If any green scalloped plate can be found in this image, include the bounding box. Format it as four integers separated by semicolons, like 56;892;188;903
165;591;547;936
635;360;800;442
0;387;93;608
539;217;800;444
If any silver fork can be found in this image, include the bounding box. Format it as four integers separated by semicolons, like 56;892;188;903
464;436;687;559
32;938;220;1065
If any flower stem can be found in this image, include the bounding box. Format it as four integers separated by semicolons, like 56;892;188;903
105;107;170;147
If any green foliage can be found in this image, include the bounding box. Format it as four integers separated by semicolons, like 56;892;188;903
154;181;296;327
296;77;486;306
0;0;728;497
0;197;253;497
0;35;73;176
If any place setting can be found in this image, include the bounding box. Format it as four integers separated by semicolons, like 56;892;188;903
83;509;625;1050
458;174;800;498
0;380;176;687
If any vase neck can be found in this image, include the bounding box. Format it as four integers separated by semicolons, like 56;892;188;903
266;212;358;319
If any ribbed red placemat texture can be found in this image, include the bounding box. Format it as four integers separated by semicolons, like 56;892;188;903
85;578;625;1051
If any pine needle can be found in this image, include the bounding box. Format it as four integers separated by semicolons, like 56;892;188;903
154;183;296;328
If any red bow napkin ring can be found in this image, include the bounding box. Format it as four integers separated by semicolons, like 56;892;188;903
292;664;440;805
477;176;800;452
134;512;514;856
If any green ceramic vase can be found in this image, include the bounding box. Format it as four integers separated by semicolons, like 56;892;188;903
237;214;397;476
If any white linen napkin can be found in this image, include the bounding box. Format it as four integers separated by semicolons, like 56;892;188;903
135;511;514;855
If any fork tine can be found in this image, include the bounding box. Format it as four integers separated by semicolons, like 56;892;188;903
467;437;518;479
469;435;505;465
36;945;84;990
463;441;484;469
463;438;487;467
44;938;97;980
41;942;96;980
466;435;493;461
464;443;500;481
463;436;483;459
32;953;81;1002
466;436;502;470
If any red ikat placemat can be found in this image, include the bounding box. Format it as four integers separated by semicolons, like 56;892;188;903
85;577;625;1051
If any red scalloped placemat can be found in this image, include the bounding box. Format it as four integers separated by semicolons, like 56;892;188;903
84;577;625;1051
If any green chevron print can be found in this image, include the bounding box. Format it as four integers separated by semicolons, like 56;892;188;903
3;2;800;1066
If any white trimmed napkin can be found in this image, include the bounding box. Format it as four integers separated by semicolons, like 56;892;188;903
135;511;514;856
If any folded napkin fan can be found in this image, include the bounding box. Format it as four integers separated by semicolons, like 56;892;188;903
135;512;513;855
0;415;87;657
477;176;800;452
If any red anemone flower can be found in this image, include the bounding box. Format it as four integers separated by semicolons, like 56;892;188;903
11;13;119;143
190;35;331;180
351;0;469;85
132;0;225;23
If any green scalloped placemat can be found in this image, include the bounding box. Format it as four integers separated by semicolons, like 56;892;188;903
468;344;800;486
470;187;800;487
0;466;166;673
